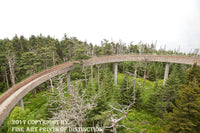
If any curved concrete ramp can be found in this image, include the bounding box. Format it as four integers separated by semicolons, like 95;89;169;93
0;55;199;126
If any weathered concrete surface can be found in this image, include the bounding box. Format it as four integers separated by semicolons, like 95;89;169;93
83;55;200;66
163;62;170;86
0;55;199;126
18;99;24;110
0;62;75;127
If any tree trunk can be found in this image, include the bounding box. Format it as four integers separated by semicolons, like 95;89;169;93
8;58;15;86
113;124;117;133
52;50;56;66
6;49;25;110
133;63;137;104
4;69;9;89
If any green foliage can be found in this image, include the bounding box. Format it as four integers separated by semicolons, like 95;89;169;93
185;63;200;85
162;63;200;132
143;80;162;114
72;43;90;60
0;34;199;133
147;66;157;81
119;74;133;105
98;68;114;109
129;44;139;54
101;39;113;55
144;64;184;117
5;91;49;133
120;109;161;133
18;51;40;76
23;91;49;119
162;81;200;132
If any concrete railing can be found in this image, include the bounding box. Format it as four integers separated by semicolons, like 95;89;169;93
0;55;199;126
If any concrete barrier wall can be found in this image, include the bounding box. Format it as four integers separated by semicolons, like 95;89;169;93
0;55;199;126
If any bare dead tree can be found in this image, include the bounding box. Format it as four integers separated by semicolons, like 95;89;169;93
67;83;97;127
91;45;94;57
49;78;54;92
48;76;97;130
99;64;137;133
105;104;133;133
193;48;199;57
133;63;137;104
111;42;115;55
5;49;16;86
82;66;88;85
5;47;24;109
52;50;56;66
48;75;69;132
139;42;142;55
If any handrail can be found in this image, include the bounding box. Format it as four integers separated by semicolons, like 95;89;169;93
0;54;199;126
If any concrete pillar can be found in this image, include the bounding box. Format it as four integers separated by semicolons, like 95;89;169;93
114;63;118;85
67;71;70;92
163;62;170;86
18;99;24;110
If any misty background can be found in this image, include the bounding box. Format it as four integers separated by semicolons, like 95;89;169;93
0;0;199;53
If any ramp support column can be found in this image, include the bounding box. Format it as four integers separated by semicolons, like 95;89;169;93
18;99;24;110
67;71;71;92
114;63;118;85
163;62;170;86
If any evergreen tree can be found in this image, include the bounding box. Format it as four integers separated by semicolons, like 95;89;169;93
93;45;103;56
145;81;161;114
73;43;89;60
4;41;16;86
162;63;200;132
162;81;200;133
185;63;200;85
60;35;77;62
147;63;157;81
18;51;40;76
19;35;29;52
101;39;112;55
129;44;139;54
119;74;132;105
147;64;183;116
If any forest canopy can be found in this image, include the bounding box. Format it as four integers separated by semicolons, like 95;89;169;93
0;34;199;133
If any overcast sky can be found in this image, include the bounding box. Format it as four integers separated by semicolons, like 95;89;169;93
0;0;200;53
